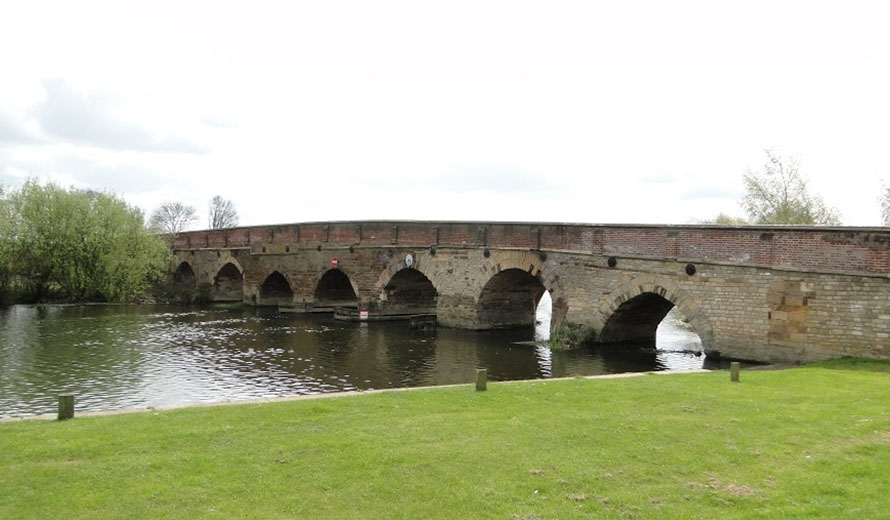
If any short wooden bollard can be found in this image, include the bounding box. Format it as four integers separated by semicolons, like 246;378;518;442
58;395;75;420
475;369;488;392
730;362;740;383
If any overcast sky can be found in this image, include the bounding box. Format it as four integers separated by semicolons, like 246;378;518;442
1;1;888;228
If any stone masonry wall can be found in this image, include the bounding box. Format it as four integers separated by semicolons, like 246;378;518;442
172;221;890;363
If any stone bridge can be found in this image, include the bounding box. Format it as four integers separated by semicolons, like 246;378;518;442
170;221;890;363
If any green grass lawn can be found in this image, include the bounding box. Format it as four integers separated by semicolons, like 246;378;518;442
2;359;890;519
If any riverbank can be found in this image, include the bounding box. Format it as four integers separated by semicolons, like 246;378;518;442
2;359;889;518
1;304;714;417
0;368;710;422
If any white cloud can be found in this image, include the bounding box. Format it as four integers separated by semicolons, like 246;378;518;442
32;79;206;153
0;0;888;227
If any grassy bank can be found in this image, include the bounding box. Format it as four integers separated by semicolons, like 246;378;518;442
2;360;890;519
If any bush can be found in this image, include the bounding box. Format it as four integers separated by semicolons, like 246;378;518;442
549;322;596;350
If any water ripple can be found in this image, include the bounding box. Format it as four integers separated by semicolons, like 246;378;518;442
0;304;722;418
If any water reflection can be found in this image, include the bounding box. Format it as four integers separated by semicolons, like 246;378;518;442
1;304;726;418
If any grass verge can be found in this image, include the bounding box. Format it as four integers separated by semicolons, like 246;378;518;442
2;359;890;519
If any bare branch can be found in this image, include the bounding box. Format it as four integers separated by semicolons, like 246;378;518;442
881;181;890;227
208;196;239;229
148;201;197;235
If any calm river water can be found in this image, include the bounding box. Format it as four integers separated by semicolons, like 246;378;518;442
0;304;725;418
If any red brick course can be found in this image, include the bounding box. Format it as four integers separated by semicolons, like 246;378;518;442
174;221;890;275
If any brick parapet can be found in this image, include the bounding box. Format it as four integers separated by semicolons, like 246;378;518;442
173;221;890;277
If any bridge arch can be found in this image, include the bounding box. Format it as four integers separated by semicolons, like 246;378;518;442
473;250;566;329
171;261;197;302
477;267;547;329
174;261;196;285
206;255;244;281
212;261;244;302
258;270;294;306
314;268;359;307
375;254;442;317
381;268;438;315
597;277;714;352
375;253;443;294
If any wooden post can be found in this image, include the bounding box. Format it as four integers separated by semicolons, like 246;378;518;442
58;395;74;420
475;369;488;392
730;362;740;382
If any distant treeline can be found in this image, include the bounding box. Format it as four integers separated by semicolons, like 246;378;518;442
0;180;171;304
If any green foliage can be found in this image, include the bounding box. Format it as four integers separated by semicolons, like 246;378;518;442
700;213;749;225
742;149;841;225
0;180;171;303
0;186;14;301
549;321;595;350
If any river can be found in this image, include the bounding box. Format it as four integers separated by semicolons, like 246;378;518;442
0;303;722;418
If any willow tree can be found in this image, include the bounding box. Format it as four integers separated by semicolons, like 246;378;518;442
0;186;13;300
1;180;171;303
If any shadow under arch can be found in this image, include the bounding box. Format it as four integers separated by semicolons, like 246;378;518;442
314;268;359;308
477;267;547;329
374;254;444;315
596;277;715;354
172;261;197;302
258;271;294;307
474;250;567;329
381;267;438;316
174;261;196;285
212;262;243;302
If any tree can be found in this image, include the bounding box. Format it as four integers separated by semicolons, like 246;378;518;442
0;180;170;302
148;201;197;234
0;185;13;300
699;213;749;225
208;195;239;229
881;182;890;226
741;149;841;225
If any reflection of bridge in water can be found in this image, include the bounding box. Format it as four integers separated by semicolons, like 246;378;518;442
170;220;890;363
